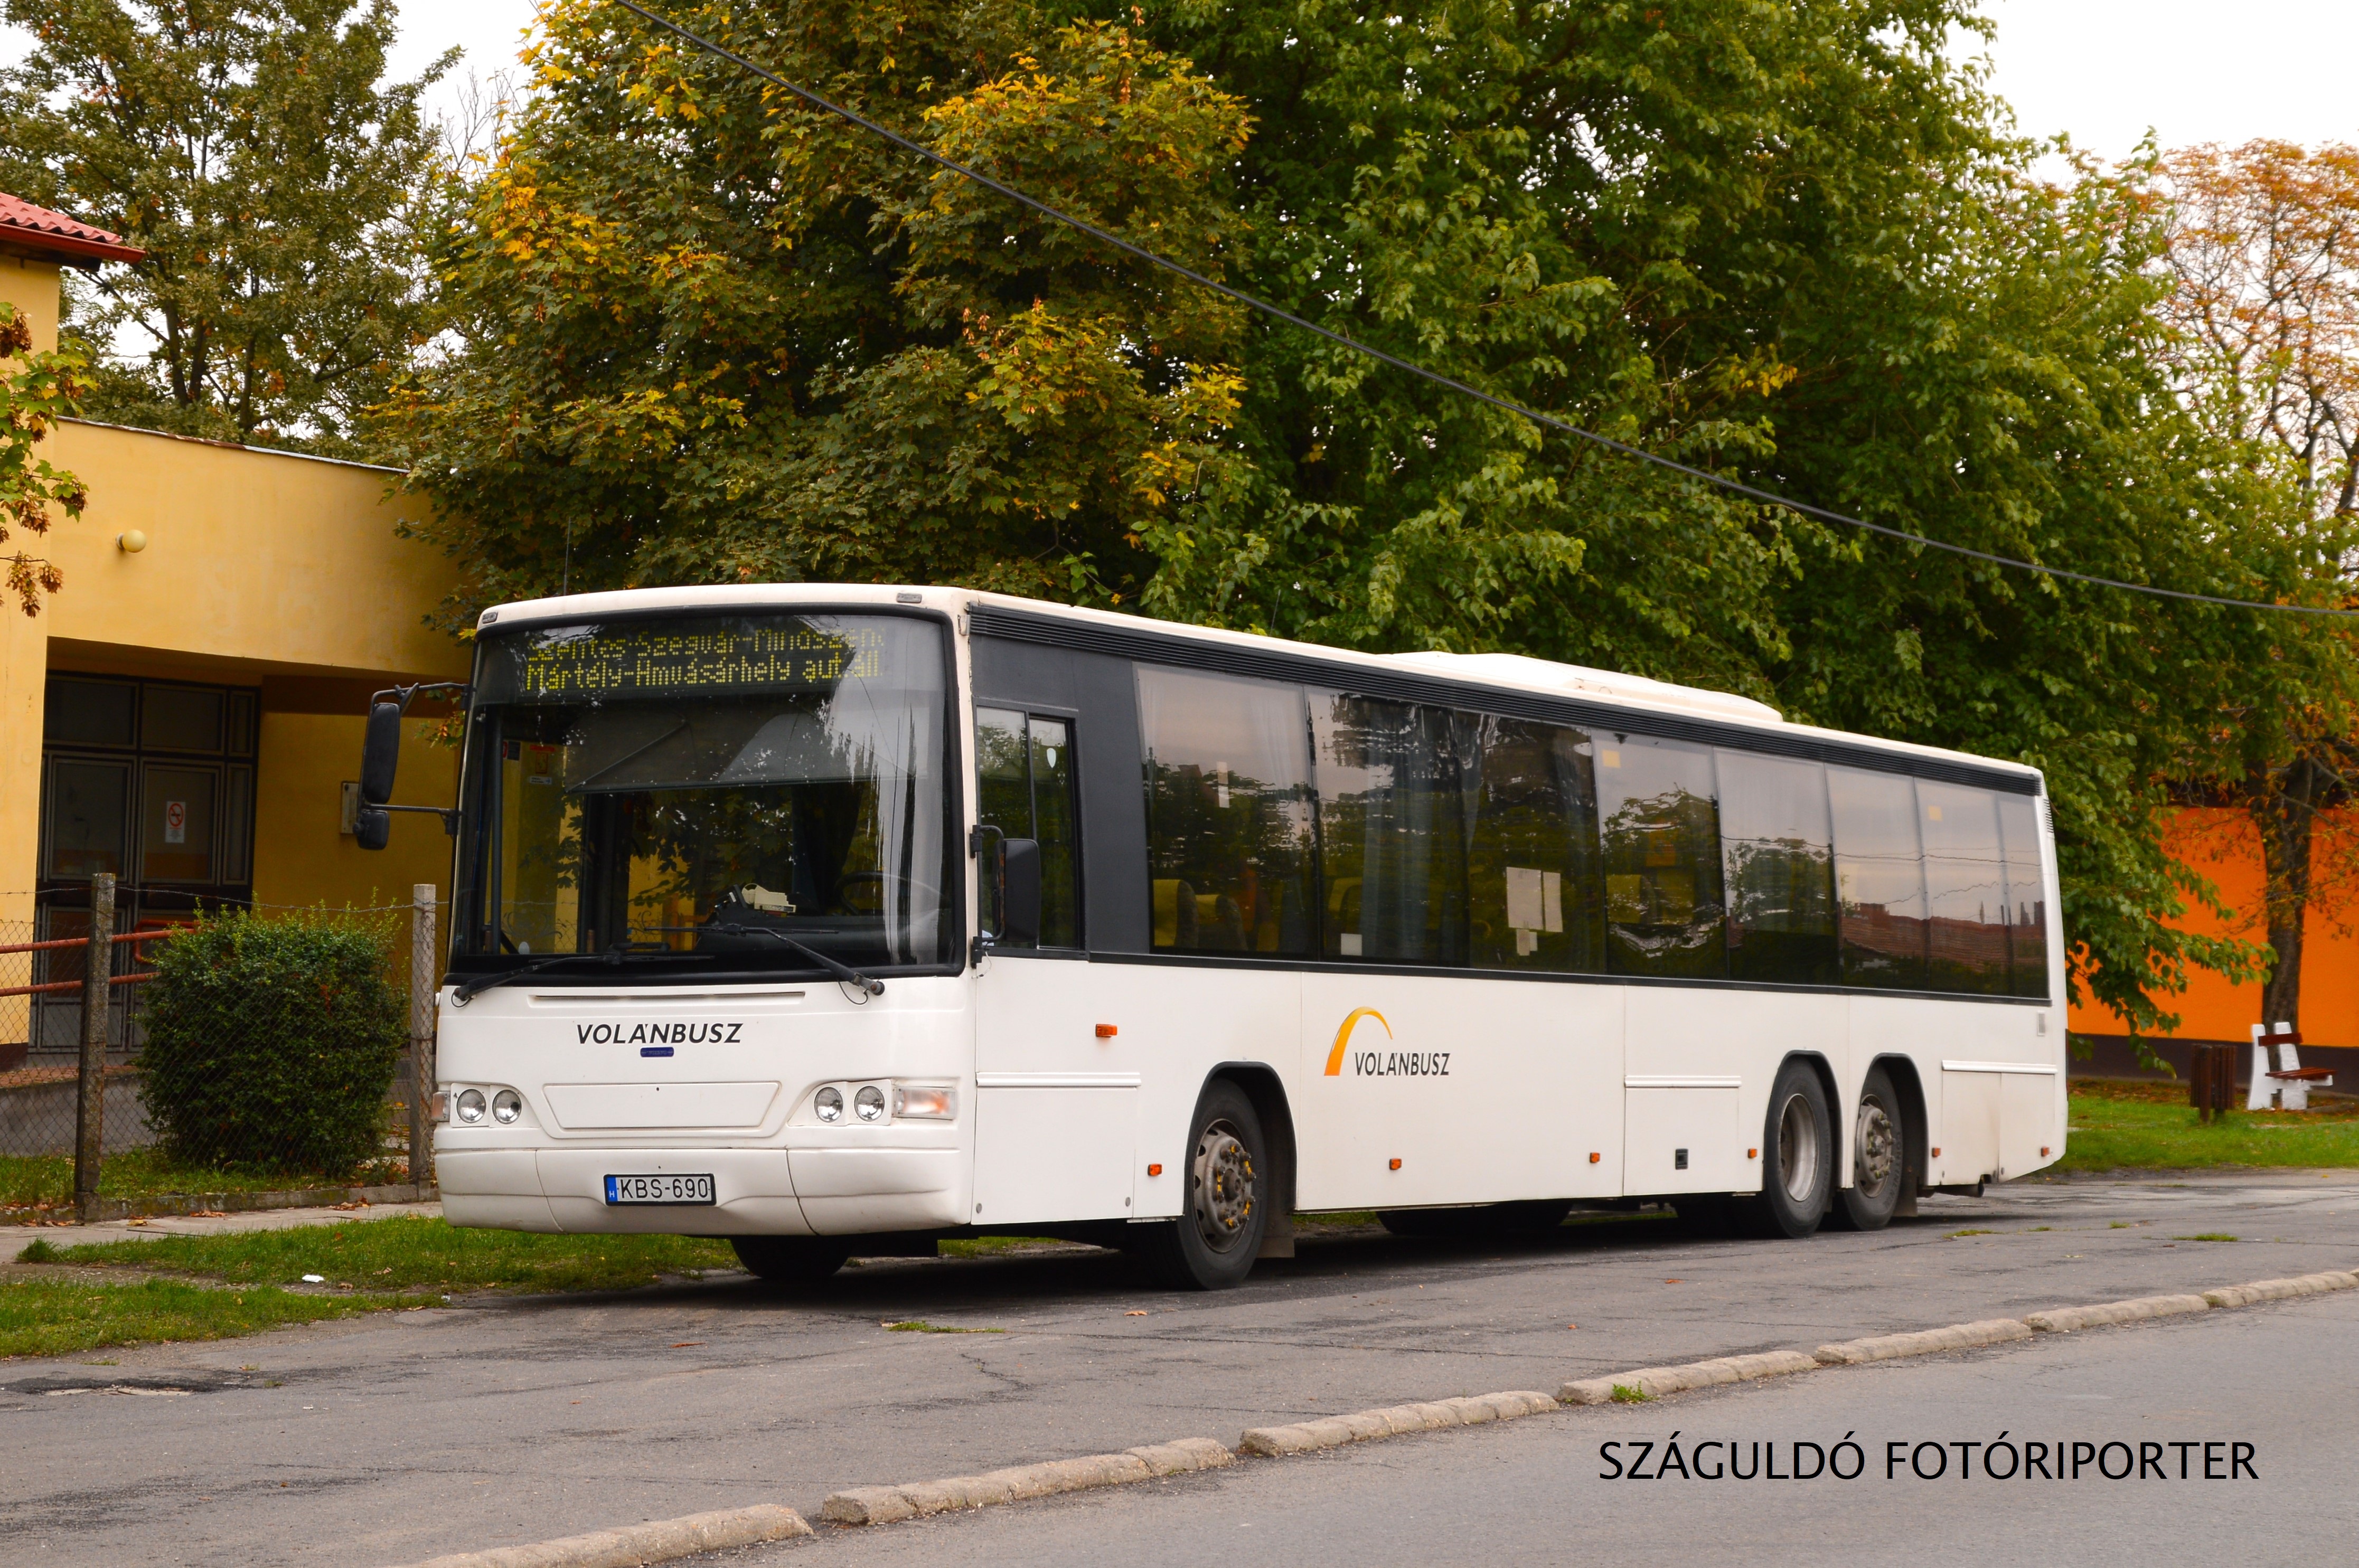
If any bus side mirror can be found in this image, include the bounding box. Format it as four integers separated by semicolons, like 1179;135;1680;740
354;806;391;852
1000;838;1041;946
360;701;402;805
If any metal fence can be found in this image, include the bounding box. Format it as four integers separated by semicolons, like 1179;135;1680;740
2;877;439;1220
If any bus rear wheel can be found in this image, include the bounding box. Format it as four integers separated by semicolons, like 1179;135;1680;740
1827;1065;1907;1232
1137;1081;1268;1290
731;1235;851;1285
1738;1060;1832;1239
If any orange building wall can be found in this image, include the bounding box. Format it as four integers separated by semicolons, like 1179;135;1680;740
2069;807;2359;1046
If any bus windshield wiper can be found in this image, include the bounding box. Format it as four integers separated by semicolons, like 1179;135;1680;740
450;944;675;1005
652;923;885;996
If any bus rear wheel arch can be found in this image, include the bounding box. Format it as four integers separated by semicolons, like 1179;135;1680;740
1135;1078;1273;1290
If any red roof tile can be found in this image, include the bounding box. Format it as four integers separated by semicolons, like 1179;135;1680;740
0;193;145;266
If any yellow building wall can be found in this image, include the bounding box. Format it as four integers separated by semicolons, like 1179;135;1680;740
1;253;61;353
40;420;462;681
1;249;468;926
252;712;462;920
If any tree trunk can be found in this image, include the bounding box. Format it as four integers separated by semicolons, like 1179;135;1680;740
2254;755;2325;1033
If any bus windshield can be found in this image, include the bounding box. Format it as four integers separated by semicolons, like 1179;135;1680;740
453;612;955;972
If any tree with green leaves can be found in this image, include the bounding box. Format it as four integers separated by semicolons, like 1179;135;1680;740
383;0;2355;1045
0;0;452;453
1118;0;2352;1039
379;0;1252;612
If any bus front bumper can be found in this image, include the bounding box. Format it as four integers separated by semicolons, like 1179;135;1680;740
436;1145;965;1235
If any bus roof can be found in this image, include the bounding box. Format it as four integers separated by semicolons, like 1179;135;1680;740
476;582;2043;791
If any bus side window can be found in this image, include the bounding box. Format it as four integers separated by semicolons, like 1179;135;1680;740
1138;667;1315;955
1596;737;1725;979
1716;750;1837;986
1462;715;1604;972
1312;693;1466;964
975;707;1081;948
1918;781;2009;995
1828;766;1927;989
1995;792;2050;998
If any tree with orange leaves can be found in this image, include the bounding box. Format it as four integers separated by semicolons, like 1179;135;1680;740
0;300;91;616
2156;139;2359;1040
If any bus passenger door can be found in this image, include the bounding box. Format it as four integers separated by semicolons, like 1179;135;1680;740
968;706;1139;1225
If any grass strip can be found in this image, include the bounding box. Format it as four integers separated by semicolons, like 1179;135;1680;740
1;1146;411;1215
2059;1081;2359;1170
0;1276;399;1358
27;1216;738;1297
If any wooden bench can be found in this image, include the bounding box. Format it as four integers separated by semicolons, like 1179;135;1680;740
2247;1022;2334;1111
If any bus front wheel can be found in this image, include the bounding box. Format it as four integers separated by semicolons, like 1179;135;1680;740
1741;1060;1833;1239
1137;1081;1269;1290
731;1235;851;1285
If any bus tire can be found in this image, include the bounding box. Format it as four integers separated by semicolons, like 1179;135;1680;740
1827;1065;1907;1232
1138;1080;1268;1290
730;1235;851;1284
1741;1060;1832;1239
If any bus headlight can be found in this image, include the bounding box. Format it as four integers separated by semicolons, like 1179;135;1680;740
815;1086;844;1123
492;1090;523;1125
455;1089;487;1125
855;1084;886;1122
894;1086;954;1120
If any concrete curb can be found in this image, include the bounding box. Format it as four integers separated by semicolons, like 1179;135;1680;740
2023;1293;2211;1332
1811;1319;2033;1366
820;1437;1233;1526
2200;1269;2358;1308
453;1261;2359;1554
1561;1349;1819;1405
388;1504;810;1568
1239;1391;1558;1456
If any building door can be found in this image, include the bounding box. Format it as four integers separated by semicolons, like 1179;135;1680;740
29;674;259;1060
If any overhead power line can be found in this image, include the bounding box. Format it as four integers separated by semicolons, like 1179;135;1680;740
608;0;2355;620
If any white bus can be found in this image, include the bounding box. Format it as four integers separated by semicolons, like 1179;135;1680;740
358;584;2065;1290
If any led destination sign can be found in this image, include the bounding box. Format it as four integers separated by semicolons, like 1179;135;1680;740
483;618;899;703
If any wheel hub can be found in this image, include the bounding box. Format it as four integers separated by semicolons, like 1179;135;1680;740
1778;1092;1822;1205
1856;1098;1896;1196
1192;1120;1256;1253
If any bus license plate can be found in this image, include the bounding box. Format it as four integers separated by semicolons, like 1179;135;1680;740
605;1174;716;1206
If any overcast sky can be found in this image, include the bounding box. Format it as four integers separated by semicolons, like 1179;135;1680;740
7;1;2358;182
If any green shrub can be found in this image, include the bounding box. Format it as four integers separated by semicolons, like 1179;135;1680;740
137;909;406;1178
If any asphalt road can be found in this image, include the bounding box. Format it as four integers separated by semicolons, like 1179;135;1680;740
757;1288;2359;1568
5;1172;2356;1567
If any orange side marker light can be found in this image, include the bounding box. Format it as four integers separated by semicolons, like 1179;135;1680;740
1587;1151;1601;1164
1748;1147;1759;1159
1388;1158;1403;1171
1096;1024;1118;1038
1146;1163;1163;1177
1931;1146;1942;1158
2041;1146;2051;1157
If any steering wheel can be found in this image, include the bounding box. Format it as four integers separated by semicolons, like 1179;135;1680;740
834;871;887;915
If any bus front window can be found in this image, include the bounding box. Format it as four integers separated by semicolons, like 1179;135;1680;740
457;613;954;971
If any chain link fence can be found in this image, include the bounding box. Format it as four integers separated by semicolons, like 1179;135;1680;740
2;880;440;1221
